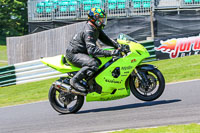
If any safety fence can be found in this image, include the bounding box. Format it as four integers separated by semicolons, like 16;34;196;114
28;0;153;21
0;40;155;87
28;0;200;22
181;0;200;7
155;0;180;8
156;0;200;9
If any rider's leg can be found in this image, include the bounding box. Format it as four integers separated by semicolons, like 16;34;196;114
66;53;99;92
70;66;91;92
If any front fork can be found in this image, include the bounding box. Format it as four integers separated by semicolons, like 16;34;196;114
133;68;150;90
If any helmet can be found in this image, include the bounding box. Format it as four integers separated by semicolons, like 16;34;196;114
88;8;107;29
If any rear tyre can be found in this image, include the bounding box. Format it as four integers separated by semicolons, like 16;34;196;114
48;85;84;114
130;68;165;101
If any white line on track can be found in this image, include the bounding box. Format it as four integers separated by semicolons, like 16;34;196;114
0;79;200;109
0;100;48;109
94;123;200;133
166;79;200;85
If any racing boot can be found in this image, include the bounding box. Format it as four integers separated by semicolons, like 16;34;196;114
70;70;87;92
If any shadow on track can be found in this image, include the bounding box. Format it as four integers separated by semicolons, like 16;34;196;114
77;99;181;114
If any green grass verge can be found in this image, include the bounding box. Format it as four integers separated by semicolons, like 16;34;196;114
0;45;7;61
147;54;200;83
112;123;200;133
0;45;8;66
0;55;200;107
0;78;57;107
0;62;8;67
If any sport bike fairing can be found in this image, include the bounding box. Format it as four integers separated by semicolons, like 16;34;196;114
40;33;150;102
40;55;113;73
41;55;80;73
86;43;149;101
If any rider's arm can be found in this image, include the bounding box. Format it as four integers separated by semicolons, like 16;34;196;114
98;30;120;49
84;30;112;57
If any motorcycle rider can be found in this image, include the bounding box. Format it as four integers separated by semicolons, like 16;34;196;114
65;8;121;92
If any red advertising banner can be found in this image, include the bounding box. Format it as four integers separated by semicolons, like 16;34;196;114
154;34;200;60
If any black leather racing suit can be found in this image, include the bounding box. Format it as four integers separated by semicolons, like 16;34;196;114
65;22;119;92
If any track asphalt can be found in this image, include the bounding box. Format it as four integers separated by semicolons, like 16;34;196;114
0;79;200;133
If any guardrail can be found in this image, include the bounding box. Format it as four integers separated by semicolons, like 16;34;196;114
0;41;156;87
0;60;67;87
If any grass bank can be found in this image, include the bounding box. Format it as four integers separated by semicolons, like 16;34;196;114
112;123;200;133
0;45;8;66
0;55;200;107
148;54;200;83
0;78;57;107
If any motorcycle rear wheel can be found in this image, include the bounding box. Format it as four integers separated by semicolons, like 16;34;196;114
48;85;84;114
130;68;165;101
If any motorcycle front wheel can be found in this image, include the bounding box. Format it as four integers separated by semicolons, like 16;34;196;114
48;85;84;114
130;68;165;101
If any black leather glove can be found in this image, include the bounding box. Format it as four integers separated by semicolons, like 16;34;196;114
119;44;130;53
111;49;121;56
110;39;121;49
119;44;127;50
115;42;121;49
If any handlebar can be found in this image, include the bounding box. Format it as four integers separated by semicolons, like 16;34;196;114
119;44;130;56
112;45;130;60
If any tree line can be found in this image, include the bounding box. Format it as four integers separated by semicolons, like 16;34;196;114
0;0;28;45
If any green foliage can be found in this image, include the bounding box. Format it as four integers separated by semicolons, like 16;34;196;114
0;35;6;45
0;0;28;45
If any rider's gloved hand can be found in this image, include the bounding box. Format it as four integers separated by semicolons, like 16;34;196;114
115;42;121;49
111;39;121;49
119;44;126;50
111;49;121;56
119;44;130;53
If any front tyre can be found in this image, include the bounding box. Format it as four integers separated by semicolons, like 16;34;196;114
130;68;165;101
48;85;84;114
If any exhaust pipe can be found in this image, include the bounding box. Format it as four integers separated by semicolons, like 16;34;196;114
53;81;87;96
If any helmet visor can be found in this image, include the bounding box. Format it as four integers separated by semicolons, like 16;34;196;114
102;16;107;26
99;16;107;26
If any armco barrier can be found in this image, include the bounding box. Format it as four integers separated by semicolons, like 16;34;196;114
0;60;67;87
0;41;156;87
140;40;156;62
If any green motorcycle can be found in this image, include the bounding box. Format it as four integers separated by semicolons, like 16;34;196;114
41;33;165;114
